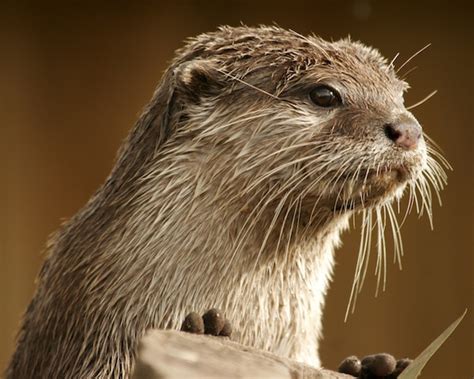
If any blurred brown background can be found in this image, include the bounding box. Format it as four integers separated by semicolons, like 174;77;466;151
1;1;472;378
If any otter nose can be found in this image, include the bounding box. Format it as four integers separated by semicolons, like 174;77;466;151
384;121;422;150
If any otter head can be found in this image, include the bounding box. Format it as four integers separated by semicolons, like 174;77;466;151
135;26;447;309
146;27;442;215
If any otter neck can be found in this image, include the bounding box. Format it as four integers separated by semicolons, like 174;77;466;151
118;161;351;366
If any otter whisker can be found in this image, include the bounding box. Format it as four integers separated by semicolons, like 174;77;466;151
399;182;416;227
345;209;372;321
414;177;434;228
351;152;378;300
334;156;369;216
238;139;334;176
374;205;388;296
217;68;283;101
396;43;431;73
426;153;451;182
423;132;446;155
386;202;404;269
381;205;389;291
389;52;400;69
260;151;352;200
426;158;448;186
426;142;452;172
301;154;355;213
357;207;376;297
327;159;355;196
400;65;418;80
423;166;444;206
411;179;423;216
406;90;438;110
241;147;336;194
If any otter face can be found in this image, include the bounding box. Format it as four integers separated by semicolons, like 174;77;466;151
287;39;430;211
173;27;439;215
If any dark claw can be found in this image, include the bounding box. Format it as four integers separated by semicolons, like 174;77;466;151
180;311;204;334
202;308;226;336
338;355;361;377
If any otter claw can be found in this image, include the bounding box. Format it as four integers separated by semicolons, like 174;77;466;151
181;308;232;337
338;355;362;377
180;312;204;334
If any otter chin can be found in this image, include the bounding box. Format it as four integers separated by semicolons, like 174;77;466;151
324;160;424;214
338;165;419;210
7;26;448;378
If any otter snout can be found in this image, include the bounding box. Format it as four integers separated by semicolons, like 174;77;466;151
384;120;422;150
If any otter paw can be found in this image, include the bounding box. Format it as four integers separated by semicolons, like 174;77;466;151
338;354;411;378
180;308;232;337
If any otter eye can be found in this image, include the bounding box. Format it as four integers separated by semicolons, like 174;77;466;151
309;85;341;108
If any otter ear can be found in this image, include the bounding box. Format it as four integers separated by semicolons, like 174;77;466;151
174;59;224;103
135;59;222;151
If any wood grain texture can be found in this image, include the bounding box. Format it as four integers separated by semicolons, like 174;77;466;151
133;330;350;379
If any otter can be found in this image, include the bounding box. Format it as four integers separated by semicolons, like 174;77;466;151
7;25;447;378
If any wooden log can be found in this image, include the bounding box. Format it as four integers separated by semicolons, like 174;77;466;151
133;330;350;379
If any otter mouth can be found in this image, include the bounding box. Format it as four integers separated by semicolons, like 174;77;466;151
331;164;413;212
358;164;411;183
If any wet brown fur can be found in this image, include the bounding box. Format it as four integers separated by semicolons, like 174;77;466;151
7;26;447;378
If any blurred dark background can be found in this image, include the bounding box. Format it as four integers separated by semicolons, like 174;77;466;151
1;1;472;377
